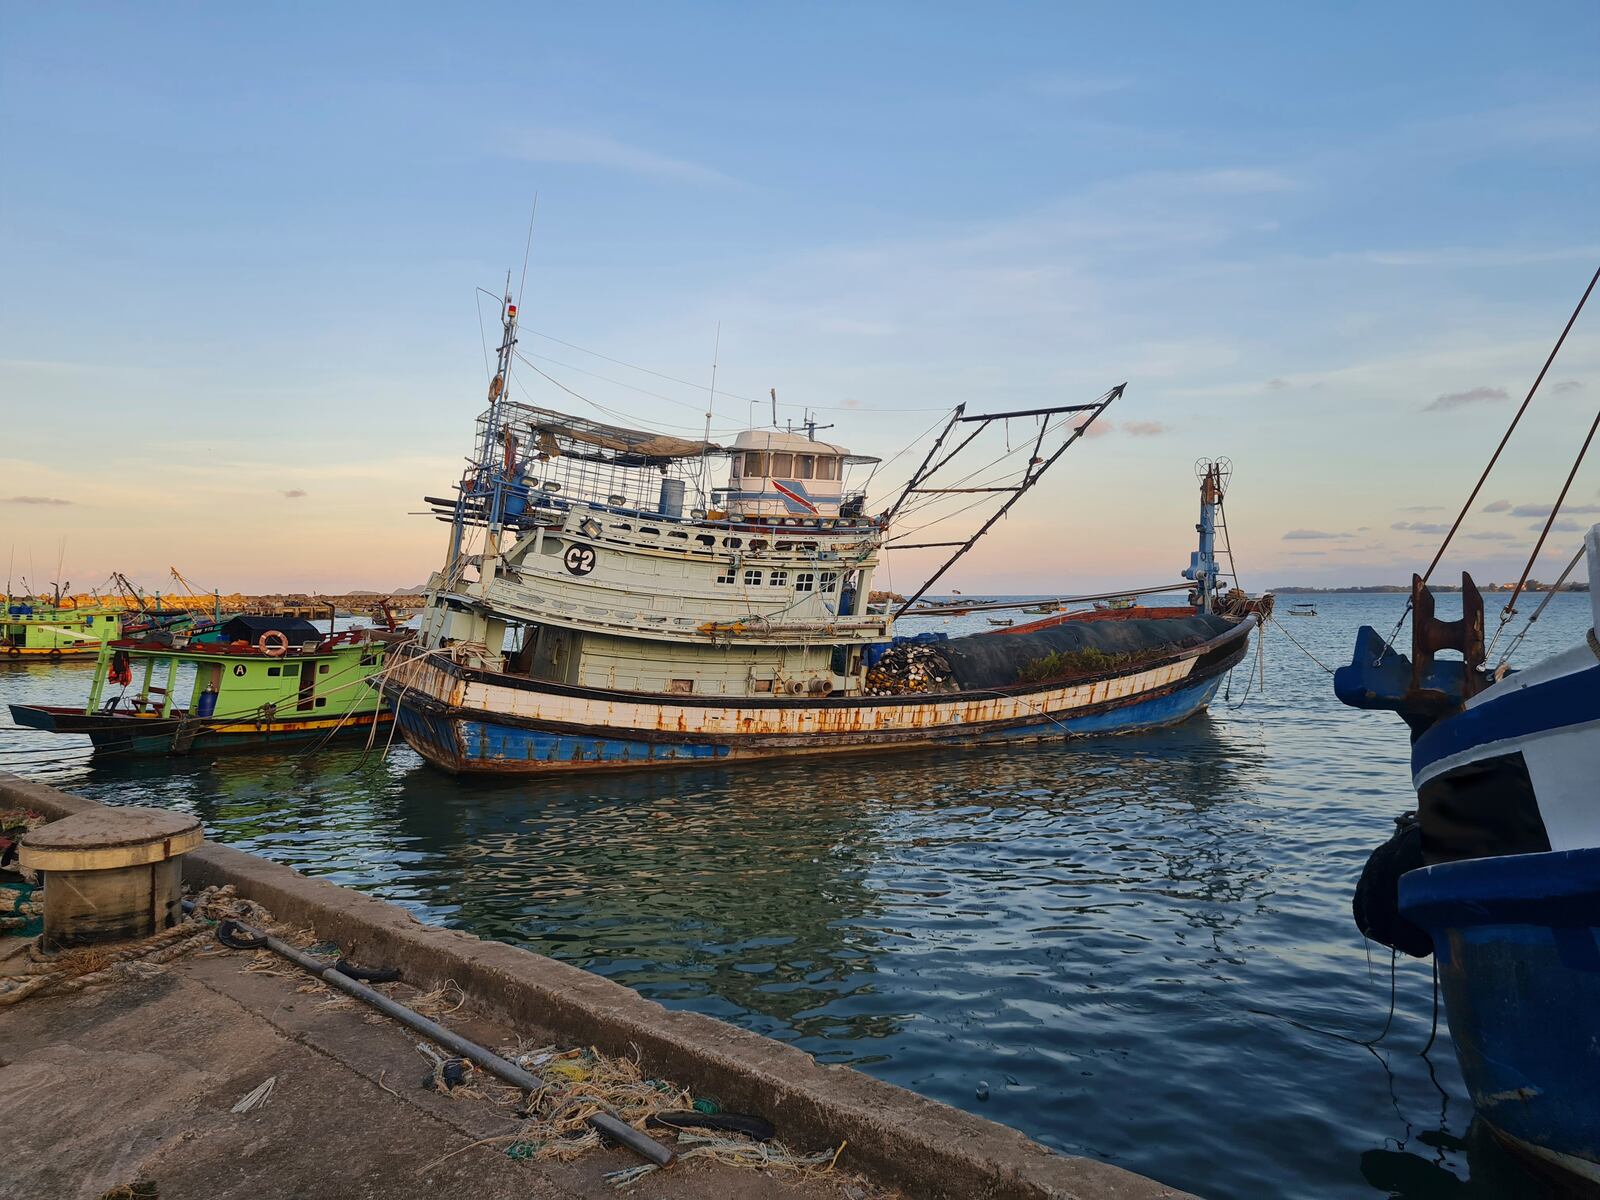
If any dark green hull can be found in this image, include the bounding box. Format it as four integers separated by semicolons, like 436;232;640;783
8;704;393;757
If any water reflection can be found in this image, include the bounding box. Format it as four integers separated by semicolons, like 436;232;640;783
5;594;1594;1198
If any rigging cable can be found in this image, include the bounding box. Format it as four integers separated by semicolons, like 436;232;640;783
1492;542;1587;667
1492;402;1600;653
523;328;955;413
1381;260;1600;653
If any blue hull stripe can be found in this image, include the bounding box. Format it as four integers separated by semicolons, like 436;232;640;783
398;672;1225;771
1411;662;1600;779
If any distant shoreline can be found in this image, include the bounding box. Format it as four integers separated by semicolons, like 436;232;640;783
1270;585;1590;594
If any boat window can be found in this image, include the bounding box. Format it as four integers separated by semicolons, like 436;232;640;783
753;678;773;693
639;526;659;537
315;697;327;707
716;565;736;584
750;539;768;551
667;530;688;540
722;536;742;548
696;534;715;547
794;454;814;479
796;572;815;592
743;568;762;586
668;679;694;694
267;667;280;677
744;451;766;476
769;570;788;587
820;571;839;592
770;452;793;476
319;664;329;674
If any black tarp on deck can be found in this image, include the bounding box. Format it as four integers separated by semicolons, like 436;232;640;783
219;616;323;645
939;614;1234;690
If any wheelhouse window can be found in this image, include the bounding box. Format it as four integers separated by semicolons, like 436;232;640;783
820;571;839;592
769;452;793;476
743;568;762;587
768;570;788;587
817;457;841;481
794;454;815;479
795;572;815;592
743;451;767;476
716;564;736;584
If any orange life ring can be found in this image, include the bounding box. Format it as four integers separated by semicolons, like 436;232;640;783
257;630;290;657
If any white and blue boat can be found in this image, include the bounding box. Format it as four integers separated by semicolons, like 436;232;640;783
384;290;1264;774
1336;262;1600;1187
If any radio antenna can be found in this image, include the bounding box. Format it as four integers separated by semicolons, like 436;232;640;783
515;193;539;310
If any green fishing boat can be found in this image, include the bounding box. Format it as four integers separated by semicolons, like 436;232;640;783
9;616;405;755
2;603;124;660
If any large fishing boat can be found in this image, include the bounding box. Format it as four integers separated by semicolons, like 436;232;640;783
1337;264;1600;1189
10;615;403;755
382;292;1261;774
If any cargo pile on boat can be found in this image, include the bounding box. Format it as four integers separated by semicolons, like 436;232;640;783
863;642;956;696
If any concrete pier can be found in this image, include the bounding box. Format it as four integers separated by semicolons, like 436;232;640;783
0;773;1192;1200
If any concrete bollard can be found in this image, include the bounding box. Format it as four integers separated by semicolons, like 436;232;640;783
18;806;202;949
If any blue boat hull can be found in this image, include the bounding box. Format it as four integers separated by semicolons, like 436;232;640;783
394;670;1228;774
1402;848;1600;1186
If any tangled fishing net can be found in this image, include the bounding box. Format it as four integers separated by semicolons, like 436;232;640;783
0;883;269;1007
864;643;955;696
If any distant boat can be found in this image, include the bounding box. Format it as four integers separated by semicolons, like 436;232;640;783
10;616;403;755
1092;596;1136;612
1288;602;1317;617
1022;603;1064;614
2;603;124;660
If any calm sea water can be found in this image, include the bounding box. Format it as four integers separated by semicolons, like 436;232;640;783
2;593;1591;1199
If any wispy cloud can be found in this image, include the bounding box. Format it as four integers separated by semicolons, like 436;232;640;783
1024;74;1133;100
1510;502;1600;518
1121;420;1168;436
4;495;71;506
1392;520;1451;534
282;489;307;499
509;128;737;186
1283;529;1352;540
1463;530;1517;541
1424;385;1507;412
1552;379;1585;393
1481;499;1512;512
1397;504;1444;512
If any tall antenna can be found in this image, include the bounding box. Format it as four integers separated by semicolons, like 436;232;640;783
770;387;778;428
515;193;539;310
699;323;721;507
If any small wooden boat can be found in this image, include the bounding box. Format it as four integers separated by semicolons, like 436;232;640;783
9;615;406;756
1092;596;1136;612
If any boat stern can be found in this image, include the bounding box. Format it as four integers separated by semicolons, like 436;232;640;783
1401;848;1600;1185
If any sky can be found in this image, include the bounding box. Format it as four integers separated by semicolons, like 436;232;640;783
3;3;1599;596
